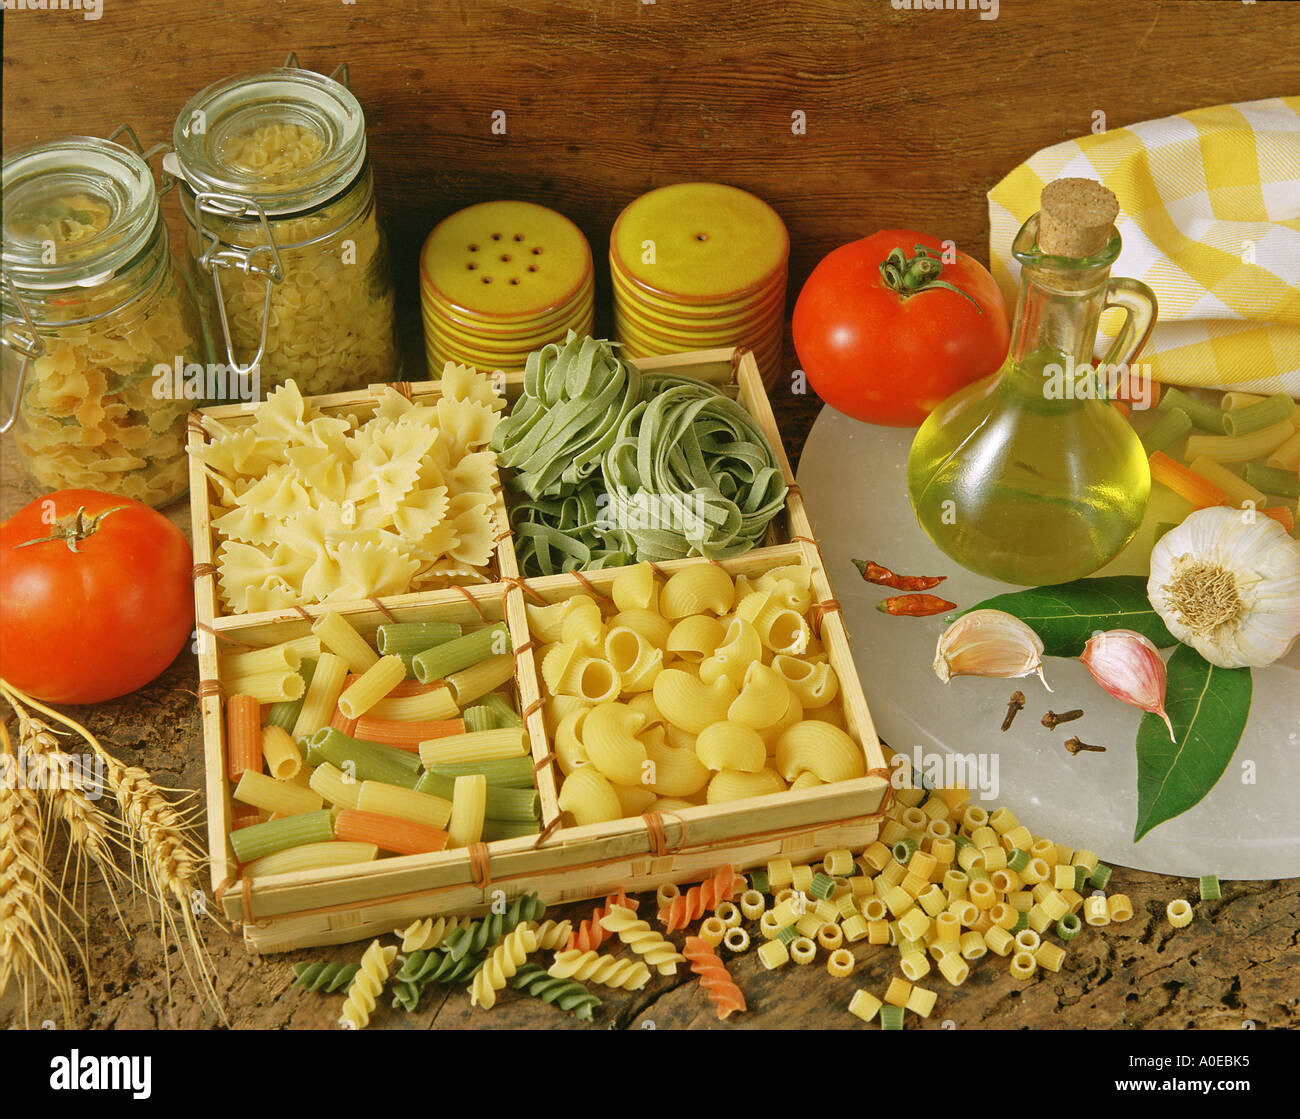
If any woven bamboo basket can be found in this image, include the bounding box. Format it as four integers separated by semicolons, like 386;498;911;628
187;348;890;953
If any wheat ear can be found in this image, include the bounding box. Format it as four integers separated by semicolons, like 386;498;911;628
0;718;75;1025
14;710;126;915
0;682;226;1024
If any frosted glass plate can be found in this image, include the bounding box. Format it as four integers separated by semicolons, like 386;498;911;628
798;408;1300;880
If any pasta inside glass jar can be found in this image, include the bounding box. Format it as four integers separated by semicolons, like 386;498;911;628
2;137;204;506
170;67;399;397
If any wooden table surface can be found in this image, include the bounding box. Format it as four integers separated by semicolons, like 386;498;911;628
3;0;1297;1030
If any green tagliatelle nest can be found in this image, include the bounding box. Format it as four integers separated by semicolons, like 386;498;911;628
491;334;788;575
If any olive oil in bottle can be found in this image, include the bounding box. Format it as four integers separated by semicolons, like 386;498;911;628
907;179;1157;586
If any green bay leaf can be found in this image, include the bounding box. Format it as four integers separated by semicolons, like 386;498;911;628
1133;644;1252;841
962;576;1176;657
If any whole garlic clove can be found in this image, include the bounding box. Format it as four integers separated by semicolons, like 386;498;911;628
933;609;1051;690
1080;629;1174;739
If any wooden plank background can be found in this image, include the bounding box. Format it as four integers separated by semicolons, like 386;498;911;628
5;0;1297;459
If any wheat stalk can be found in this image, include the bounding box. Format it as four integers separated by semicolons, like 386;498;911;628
0;681;227;1024
14;711;125;910
0;719;75;1025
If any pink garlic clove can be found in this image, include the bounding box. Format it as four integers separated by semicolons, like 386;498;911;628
1080;629;1174;740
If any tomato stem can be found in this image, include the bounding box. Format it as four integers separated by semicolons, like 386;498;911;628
879;243;983;312
13;504;127;553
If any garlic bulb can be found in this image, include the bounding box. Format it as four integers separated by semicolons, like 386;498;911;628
933;609;1051;689
1080;629;1174;738
1147;507;1300;669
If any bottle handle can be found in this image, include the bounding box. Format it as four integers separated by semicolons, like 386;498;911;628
1097;277;1158;373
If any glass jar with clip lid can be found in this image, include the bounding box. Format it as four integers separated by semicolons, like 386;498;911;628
167;57;399;399
2;126;205;507
907;179;1158;586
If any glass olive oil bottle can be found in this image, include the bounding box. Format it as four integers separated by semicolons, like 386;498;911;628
907;180;1157;585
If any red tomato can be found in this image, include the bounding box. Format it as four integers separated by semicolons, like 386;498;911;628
0;490;194;705
793;230;1010;427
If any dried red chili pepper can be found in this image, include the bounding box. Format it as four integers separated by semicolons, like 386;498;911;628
852;558;947;591
874;593;957;617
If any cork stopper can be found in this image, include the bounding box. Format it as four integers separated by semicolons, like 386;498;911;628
1037;178;1119;257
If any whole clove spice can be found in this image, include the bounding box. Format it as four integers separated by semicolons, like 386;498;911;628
1001;691;1026;732
1041;708;1084;730
1064;736;1106;755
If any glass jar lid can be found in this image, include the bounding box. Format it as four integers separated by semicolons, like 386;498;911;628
2;136;157;290
170;67;366;217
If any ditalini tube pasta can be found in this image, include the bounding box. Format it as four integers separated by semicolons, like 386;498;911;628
411;623;510;684
355;780;452;831
462;706;497;734
353;716;466;750
476;691;522;729
233;770;324;816
226;693;261;781
418;728;529;767
219;642;300;678
263;657;317;733
334;809;449;856
223;668;304;705
375;621;463;668
364;686;458;723
414;772;540;822
337;655;407;719
421;757;536;788
481;818;542;841
311;611;380;673
446;654;515;706
305;727;422;788
291;652;348;740
229;810;335;863
447;774;487;848
260;725;303;780
308;761;362;809
242;840;378;877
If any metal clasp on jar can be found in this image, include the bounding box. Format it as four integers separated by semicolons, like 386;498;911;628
0;273;46;434
194;191;285;379
107;123;176;196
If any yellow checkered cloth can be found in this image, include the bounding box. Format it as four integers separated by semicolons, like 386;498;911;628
989;96;1300;397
